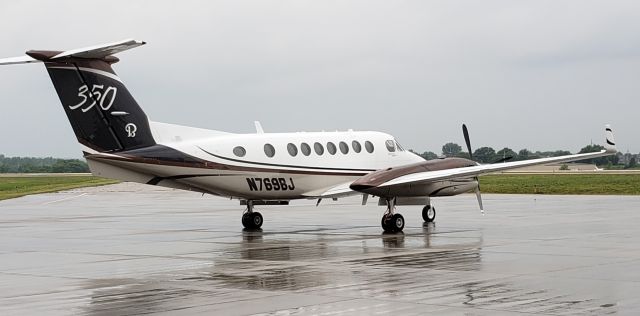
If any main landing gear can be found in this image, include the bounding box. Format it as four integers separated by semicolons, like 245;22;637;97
380;197;436;232
381;198;404;233
241;201;263;229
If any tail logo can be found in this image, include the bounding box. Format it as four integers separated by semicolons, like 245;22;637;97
125;123;137;138
69;84;118;113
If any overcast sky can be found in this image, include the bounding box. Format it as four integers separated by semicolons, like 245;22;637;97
0;1;638;158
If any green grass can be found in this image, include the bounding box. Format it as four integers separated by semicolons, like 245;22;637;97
480;174;640;195
0;175;119;201
1;173;638;201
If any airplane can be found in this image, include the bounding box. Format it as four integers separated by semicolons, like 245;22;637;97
0;39;618;233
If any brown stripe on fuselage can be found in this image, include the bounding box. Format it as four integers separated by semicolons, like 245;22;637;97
86;144;373;177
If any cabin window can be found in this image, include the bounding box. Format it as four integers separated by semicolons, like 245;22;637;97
385;140;396;152
352;140;362;153
314;142;324;155
339;141;349;154
287;143;298;157
327;142;337;155
301;143;311;156
365;141;374;153
233;146;246;157
264;143;276;157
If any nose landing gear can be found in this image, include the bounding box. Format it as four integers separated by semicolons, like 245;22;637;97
422;205;436;222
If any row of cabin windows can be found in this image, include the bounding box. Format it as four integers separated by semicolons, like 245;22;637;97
233;140;401;158
233;139;404;158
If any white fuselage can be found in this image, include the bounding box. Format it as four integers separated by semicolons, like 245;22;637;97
119;123;425;200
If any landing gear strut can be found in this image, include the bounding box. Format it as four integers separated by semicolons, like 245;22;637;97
422;205;436;222
241;201;263;229
381;198;404;233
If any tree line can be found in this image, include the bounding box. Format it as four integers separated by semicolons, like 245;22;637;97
1;142;637;173
415;143;631;168
0;155;90;173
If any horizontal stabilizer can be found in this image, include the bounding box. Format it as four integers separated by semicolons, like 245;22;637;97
52;39;145;59
0;39;145;65
0;55;40;65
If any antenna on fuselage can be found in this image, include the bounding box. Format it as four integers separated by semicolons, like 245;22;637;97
254;121;264;134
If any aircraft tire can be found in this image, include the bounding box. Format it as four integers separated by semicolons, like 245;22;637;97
391;213;405;232
251;212;263;229
381;213;404;233
422;205;436;222
381;215;392;232
241;213;251;228
242;212;263;229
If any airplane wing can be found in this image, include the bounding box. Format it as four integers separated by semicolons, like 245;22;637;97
311;145;613;200
379;125;617;188
383;148;613;187
310;125;617;200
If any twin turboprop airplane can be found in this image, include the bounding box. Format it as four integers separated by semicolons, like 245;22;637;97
0;39;618;232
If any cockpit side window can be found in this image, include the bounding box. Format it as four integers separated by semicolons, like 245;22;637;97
395;141;405;151
385;140;396;152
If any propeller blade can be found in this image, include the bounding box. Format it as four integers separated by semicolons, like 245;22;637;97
474;176;484;215
462;124;473;160
475;185;484;215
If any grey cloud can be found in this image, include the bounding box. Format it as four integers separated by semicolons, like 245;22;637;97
0;0;638;158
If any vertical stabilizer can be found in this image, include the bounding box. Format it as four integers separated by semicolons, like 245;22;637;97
0;39;155;153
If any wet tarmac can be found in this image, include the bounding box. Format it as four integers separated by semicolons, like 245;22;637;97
1;183;640;315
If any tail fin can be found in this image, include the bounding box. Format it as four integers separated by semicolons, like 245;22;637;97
0;39;155;153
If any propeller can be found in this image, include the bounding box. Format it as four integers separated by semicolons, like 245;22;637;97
465;124;513;164
462;124;473;161
462;124;484;215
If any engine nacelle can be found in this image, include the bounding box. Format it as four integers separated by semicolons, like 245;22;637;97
350;157;478;198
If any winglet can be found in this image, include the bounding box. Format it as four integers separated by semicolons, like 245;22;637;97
604;124;617;153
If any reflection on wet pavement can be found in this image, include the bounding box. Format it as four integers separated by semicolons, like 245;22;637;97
1;183;639;315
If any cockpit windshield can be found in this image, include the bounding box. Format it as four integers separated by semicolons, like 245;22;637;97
385;140;396;152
